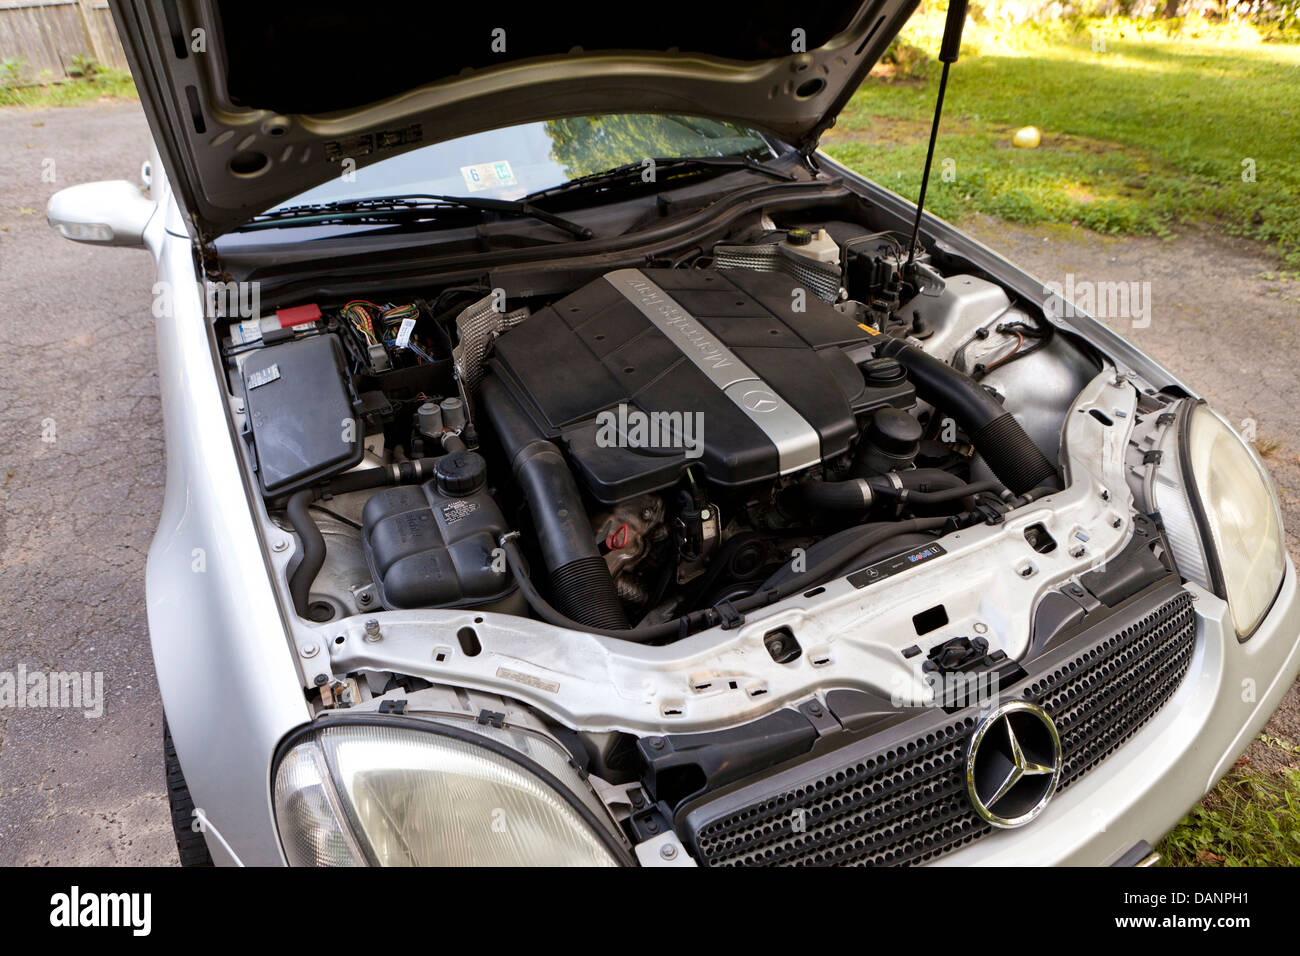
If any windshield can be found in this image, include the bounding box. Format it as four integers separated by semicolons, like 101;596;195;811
267;114;773;211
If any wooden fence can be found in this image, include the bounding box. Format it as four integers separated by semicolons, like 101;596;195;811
0;0;128;85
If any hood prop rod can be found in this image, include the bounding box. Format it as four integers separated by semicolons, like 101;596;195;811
905;0;970;271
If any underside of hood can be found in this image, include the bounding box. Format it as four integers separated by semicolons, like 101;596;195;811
112;0;917;241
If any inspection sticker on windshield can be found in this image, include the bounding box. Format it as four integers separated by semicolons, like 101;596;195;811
460;160;516;192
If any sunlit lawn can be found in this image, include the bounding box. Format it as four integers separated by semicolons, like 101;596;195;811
823;16;1300;265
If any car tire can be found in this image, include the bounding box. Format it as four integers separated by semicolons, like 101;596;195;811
164;722;215;867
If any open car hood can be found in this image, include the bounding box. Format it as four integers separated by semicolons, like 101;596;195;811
112;0;916;241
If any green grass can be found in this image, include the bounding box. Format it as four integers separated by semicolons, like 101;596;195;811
0;69;136;108
823;14;1300;265
1157;743;1300;866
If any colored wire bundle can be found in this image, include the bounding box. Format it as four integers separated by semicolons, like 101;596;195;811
379;302;434;364
341;300;381;346
340;301;438;365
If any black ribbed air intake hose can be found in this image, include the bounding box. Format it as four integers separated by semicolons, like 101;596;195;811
479;377;629;630
874;337;1060;495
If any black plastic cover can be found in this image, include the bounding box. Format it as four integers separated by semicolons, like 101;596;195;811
240;335;362;497
489;269;884;502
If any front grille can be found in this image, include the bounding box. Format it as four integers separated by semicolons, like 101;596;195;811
686;588;1196;866
1028;592;1197;788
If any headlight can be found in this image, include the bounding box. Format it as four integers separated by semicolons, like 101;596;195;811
273;720;625;866
1180;403;1287;638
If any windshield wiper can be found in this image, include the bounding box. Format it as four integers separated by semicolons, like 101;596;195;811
242;193;594;240
524;155;798;202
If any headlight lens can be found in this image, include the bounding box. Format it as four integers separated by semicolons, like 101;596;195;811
274;722;623;866
1185;404;1286;637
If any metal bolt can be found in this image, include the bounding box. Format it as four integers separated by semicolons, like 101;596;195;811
973;622;988;635
301;643;319;658
313;673;329;686
659;843;678;861
649;737;666;751
364;618;382;642
807;701;823;717
357;591;373;606
272;539;289;553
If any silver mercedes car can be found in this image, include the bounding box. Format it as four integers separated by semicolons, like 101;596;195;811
46;0;1299;866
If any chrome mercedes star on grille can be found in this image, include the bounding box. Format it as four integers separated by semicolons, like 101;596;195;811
966;700;1063;828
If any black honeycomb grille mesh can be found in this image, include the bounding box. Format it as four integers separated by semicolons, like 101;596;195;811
689;590;1196;867
1028;591;1196;788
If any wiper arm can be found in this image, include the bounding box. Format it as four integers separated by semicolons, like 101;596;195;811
243;194;594;240
524;155;797;202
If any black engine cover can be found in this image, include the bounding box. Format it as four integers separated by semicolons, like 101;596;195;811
489;268;886;503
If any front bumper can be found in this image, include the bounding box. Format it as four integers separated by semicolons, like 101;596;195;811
940;560;1300;865
675;560;1300;866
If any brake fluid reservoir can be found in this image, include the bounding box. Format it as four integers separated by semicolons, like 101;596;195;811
779;227;839;266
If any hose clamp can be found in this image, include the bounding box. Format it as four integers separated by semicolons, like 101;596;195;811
886;471;905;517
855;479;874;509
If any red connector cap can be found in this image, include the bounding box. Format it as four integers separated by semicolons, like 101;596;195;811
276;303;322;328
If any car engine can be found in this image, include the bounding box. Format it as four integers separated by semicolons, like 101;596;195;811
222;220;1098;643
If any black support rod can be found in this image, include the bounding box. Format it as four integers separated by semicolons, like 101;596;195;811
906;0;970;268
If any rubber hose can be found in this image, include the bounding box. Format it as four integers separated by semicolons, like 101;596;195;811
761;518;950;590
866;477;1004;506
897;468;968;492
874;337;1059;494
794;478;874;511
480;377;628;629
504;519;950;641
502;535;666;642
287;489;325;620
794;470;1000;514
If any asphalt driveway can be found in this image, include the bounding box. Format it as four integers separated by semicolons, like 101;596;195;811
0;101;172;864
0;101;1294;865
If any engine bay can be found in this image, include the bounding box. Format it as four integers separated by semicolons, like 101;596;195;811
222;213;1105;643
205;195;1217;842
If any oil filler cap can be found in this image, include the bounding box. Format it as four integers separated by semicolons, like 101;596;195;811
434;451;488;497
860;356;907;387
